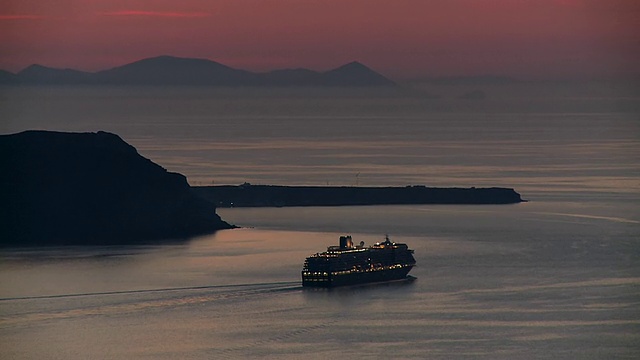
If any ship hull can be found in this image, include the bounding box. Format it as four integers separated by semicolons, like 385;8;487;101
302;265;413;288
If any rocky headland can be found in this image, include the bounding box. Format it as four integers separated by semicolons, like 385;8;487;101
0;130;526;246
0;131;232;246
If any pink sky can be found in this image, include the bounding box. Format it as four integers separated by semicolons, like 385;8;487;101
0;0;638;80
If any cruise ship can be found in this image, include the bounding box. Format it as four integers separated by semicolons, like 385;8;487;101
302;235;416;287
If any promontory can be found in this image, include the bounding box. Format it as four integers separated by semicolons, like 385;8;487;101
0;130;232;246
0;130;526;247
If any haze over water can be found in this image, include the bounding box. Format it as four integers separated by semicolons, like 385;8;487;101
0;83;639;358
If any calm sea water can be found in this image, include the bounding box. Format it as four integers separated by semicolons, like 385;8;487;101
0;84;638;359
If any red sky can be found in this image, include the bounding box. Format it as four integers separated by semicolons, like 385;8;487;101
0;0;638;80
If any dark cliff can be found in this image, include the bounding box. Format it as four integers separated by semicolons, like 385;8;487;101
0;131;232;246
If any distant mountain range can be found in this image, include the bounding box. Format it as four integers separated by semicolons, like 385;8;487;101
0;56;396;87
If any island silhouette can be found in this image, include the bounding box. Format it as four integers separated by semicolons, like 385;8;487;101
1;56;395;87
194;184;523;208
1;131;525;246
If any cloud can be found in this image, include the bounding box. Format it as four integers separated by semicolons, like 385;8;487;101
100;11;211;18
0;15;46;20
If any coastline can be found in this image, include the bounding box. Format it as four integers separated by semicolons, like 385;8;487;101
193;184;525;208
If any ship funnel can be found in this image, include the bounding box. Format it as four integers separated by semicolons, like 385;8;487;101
339;235;353;249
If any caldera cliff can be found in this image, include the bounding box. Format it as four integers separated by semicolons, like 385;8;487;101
0;130;232;246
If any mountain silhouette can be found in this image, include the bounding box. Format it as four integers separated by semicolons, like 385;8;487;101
0;69;18;84
322;61;395;86
94;56;255;85
18;64;92;84
1;56;395;87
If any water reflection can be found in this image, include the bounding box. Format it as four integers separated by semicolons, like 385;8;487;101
0;202;638;358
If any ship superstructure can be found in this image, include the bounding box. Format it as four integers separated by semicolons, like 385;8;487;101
302;235;416;287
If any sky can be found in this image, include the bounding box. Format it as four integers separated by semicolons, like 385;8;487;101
0;0;638;80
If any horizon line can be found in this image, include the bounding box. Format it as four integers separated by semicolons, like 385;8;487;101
9;55;370;73
3;55;638;83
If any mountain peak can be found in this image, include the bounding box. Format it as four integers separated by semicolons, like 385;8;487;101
19;64;53;74
104;55;235;72
94;55;251;85
324;61;395;86
338;61;368;69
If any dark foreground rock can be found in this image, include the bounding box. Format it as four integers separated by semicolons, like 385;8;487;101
0;131;232;246
193;184;524;208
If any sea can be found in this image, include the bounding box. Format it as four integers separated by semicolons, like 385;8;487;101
0;82;638;359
